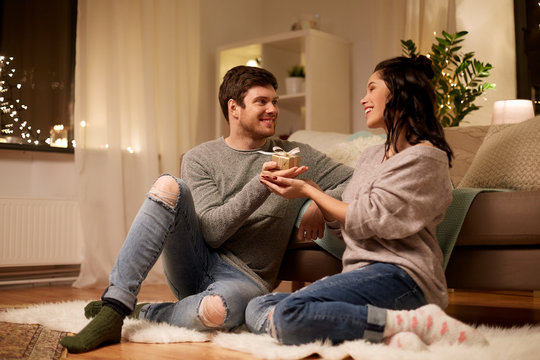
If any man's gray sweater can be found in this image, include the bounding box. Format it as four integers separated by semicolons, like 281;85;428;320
181;137;353;292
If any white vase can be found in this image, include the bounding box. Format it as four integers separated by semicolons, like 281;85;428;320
285;77;305;94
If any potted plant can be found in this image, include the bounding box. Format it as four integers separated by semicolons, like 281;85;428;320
401;31;495;127
285;65;305;94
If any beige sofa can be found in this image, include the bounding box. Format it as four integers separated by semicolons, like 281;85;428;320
278;118;540;297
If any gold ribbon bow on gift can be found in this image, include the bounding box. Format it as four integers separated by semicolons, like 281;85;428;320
259;146;301;169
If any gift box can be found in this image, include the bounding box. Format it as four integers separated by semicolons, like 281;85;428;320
259;146;301;170
272;153;301;169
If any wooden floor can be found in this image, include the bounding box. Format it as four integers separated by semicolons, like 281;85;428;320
0;282;539;359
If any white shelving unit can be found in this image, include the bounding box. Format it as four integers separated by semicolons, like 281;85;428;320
216;29;351;138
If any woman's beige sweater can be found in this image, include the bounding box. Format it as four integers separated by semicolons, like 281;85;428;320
327;144;452;308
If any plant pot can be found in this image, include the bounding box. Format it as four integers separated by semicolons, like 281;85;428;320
285;77;305;94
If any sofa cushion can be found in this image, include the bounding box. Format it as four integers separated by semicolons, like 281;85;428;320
289;129;385;168
459;116;540;190
443;125;490;187
288;130;350;153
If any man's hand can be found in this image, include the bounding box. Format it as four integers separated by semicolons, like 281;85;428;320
297;201;325;241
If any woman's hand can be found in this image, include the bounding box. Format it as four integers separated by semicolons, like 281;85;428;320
259;174;313;199
260;161;309;180
261;173;348;224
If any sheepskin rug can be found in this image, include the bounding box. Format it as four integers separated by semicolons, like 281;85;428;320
1;300;539;360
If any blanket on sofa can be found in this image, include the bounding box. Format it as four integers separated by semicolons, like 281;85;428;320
435;188;511;269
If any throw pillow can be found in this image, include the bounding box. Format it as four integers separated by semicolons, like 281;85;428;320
458;116;540;190
443;125;490;187
327;134;385;167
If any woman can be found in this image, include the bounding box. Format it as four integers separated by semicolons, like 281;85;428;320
246;56;488;348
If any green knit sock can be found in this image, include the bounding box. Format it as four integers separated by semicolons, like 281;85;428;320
85;300;148;319
60;306;124;353
84;300;104;319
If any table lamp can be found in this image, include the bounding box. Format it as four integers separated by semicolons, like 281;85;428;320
491;99;535;125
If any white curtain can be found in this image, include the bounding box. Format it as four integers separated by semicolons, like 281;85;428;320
404;0;457;54
73;0;200;287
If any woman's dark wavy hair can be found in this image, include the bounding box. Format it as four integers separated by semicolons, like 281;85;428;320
374;55;453;167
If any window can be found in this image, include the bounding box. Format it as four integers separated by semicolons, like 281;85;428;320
0;0;77;153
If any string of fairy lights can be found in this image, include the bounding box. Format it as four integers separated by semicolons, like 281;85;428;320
0;55;69;148
0;56;41;144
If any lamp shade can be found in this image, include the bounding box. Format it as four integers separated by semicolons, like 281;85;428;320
492;99;535;125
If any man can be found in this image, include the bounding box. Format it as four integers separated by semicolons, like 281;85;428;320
61;65;352;353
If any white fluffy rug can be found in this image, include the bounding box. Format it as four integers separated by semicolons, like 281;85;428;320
0;301;209;343
1;301;539;359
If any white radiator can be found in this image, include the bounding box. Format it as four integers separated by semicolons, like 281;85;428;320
0;198;83;267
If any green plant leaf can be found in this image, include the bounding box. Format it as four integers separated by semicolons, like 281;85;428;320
400;30;493;126
401;39;417;56
288;65;305;77
434;44;446;53
437;37;451;46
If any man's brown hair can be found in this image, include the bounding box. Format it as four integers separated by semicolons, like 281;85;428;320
218;65;278;122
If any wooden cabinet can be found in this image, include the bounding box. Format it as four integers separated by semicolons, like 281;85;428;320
216;29;351;138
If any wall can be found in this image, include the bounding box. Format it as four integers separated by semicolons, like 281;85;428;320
2;1;516;166
256;0;516;131
196;0;516;135
196;0;407;137
0;150;76;199
0;149;80;268
257;0;406;133
455;0;517;126
196;0;264;146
